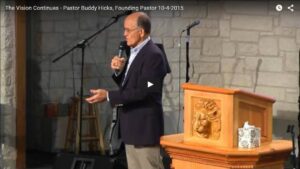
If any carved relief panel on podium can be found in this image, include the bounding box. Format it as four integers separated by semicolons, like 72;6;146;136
191;98;221;140
182;83;275;148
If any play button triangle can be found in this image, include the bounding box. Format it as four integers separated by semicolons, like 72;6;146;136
147;81;154;88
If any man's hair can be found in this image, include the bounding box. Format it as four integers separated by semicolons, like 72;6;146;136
137;13;151;35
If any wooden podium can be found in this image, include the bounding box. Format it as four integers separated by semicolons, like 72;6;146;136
161;83;292;169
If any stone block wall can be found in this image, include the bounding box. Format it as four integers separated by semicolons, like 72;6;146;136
0;0;17;168
26;0;300;151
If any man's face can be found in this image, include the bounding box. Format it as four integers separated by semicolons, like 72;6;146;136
123;16;143;48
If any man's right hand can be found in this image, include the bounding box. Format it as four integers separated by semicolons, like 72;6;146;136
111;56;126;71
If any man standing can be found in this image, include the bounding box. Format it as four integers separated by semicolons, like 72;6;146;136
86;12;170;169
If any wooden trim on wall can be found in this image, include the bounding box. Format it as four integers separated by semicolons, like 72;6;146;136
15;7;26;169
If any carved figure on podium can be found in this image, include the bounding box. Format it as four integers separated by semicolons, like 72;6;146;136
192;98;221;140
193;111;210;138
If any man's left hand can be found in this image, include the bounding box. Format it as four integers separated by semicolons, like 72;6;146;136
86;89;108;104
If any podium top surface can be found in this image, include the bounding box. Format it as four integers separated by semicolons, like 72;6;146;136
182;83;275;103
160;134;292;155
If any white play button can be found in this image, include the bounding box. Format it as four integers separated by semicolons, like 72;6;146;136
147;81;154;88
